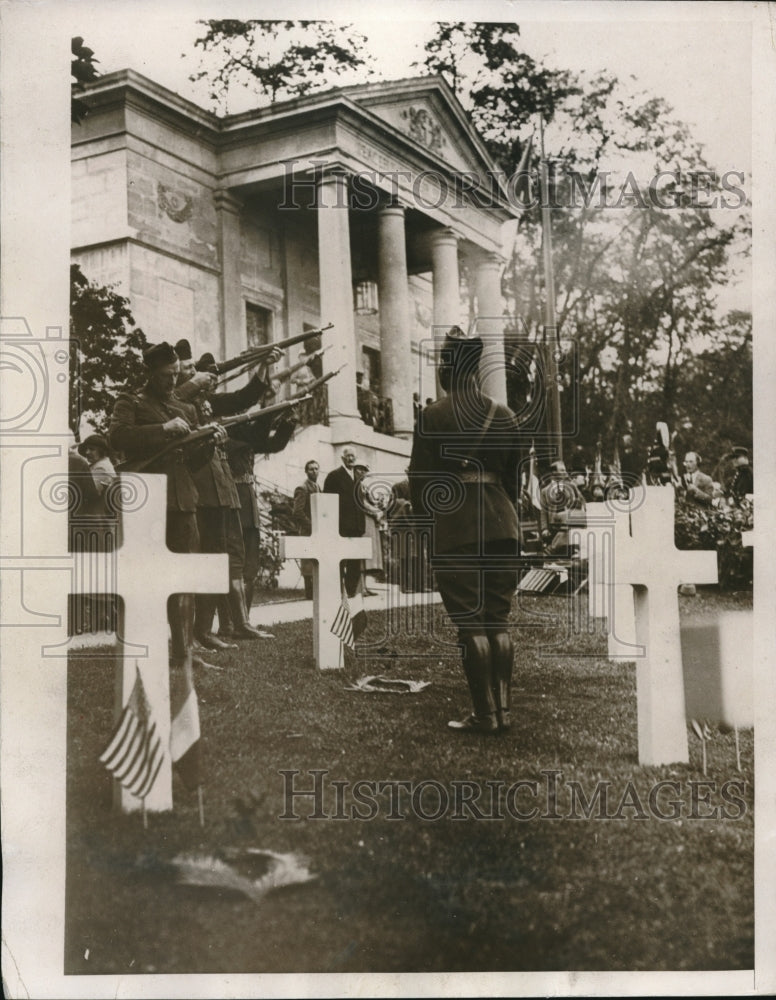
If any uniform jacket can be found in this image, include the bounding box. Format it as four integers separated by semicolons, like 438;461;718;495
224;414;298;529
109;386;212;512
323;465;366;537
409;392;520;555
730;465;753;499
188;395;240;511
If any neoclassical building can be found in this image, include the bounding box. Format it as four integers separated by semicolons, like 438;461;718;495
72;70;518;488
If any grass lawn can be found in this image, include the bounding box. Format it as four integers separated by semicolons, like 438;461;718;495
65;587;753;975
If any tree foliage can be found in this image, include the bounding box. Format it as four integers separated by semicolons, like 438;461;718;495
419;23;750;471
69;264;148;436
188;20;374;110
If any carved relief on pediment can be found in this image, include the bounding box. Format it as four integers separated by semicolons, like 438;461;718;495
400;106;447;154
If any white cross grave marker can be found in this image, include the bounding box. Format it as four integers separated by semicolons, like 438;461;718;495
571;502;614;622
86;474;227;812
612;487;717;765
570;503;639;655
280;492;373;669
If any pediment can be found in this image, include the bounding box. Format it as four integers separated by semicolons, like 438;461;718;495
346;79;499;180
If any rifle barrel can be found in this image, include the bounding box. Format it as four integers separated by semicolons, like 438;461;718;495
214;324;333;375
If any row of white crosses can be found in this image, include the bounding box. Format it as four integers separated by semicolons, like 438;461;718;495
81;478;720;813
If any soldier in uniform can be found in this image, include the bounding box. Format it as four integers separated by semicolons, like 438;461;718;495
409;327;521;734
728;446;753;502
224;407;298;614
177;346;282;645
109;341;224;665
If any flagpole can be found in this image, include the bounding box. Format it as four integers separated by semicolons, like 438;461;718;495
538;114;564;463
198;786;205;827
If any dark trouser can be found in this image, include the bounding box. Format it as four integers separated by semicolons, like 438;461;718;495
195;506;241;637
433;539;517;727
237;509;260;593
166;510;199;659
342;558;363;598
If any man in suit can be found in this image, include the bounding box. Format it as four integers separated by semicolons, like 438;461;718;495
682;451;714;506
410;327;521;735
109;341;224;667
293;459;322;599
323;446;367;597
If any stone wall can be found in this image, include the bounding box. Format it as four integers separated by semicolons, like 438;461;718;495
126;149;218;272
72;148;129;250
127;243;220;353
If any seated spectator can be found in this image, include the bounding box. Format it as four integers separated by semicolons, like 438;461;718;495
681;451;714;506
78;433;116;498
540;460;586;555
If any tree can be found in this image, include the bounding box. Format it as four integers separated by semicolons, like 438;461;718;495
71;36;98;125
417;22;578;174
188;20;374;111
69;264;148;436
419;24;749;466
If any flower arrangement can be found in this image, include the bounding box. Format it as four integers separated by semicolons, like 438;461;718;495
674;496;753;589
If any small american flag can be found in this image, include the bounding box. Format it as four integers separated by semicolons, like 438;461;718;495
99;663;164;800
330;589;367;649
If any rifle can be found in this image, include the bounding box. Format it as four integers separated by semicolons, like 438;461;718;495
117;397;307;475
213;323;334;378
117;366;343;474
273;347;329;386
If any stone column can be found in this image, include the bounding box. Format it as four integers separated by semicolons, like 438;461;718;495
429;227;460;398
473;250;507;405
378;202;413;438
214;190;244;361
316;167;359;425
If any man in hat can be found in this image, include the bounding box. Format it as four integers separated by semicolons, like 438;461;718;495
409;326;521;735
323;446;367;598
109;342;225;664
78;433;116;496
728;447;753;501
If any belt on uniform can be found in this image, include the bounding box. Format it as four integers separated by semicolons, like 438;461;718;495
457;469;501;484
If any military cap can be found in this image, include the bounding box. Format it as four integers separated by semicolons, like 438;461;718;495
196;352;218;374
174;338;193;361
143;342;178;369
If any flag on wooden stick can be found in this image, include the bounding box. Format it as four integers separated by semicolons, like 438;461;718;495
170;658;201;789
527;442;542;514
99;663;164;800
331;587;367;649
